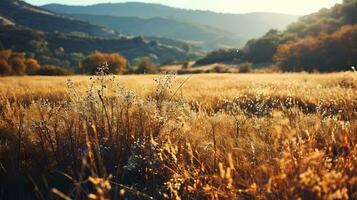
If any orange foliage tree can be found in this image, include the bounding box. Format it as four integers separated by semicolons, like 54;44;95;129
0;49;41;75
25;58;41;74
274;24;357;72
81;52;127;75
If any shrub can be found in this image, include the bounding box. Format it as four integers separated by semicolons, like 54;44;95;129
182;61;190;69
82;52;127;75
0;59;11;75
274;26;357;72
196;49;240;65
134;57;157;74
239;62;253;73
10;58;27;75
24;58;41;75
213;65;227;73
0;49;41;75
37;65;72;76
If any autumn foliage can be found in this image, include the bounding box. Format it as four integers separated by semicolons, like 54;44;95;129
274;24;357;72
0;49;40;75
81;52;127;74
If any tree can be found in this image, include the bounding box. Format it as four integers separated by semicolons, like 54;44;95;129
37;65;72;76
0;49;12;60
0;49;41;75
25;58;41;75
239;0;357;65
243;29;283;63
239;62;253;73
341;0;357;24
135;57;157;74
274;24;357;72
182;61;190;69
195;49;240;65
82;52;127;75
0;59;11;75
10;58;27;75
0;50;14;75
106;53;127;74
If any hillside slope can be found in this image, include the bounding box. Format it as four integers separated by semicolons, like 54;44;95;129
43;2;299;43
0;0;201;69
197;0;357;72
0;0;115;37
0;25;197;64
68;14;245;50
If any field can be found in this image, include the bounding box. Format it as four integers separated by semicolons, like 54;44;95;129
0;72;357;199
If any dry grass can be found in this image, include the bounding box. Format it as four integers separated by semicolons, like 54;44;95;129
0;71;356;200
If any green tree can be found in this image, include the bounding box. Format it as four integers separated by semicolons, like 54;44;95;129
243;29;283;63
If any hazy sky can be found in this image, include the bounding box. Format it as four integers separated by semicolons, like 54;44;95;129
26;0;342;15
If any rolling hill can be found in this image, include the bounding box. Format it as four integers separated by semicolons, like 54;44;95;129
0;25;198;65
0;0;116;37
42;2;299;49
68;14;245;50
196;0;357;72
0;0;200;69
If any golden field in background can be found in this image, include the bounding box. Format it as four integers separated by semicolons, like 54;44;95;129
0;72;356;199
1;72;357;105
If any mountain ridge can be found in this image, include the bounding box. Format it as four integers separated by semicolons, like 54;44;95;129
42;2;297;16
67;13;245;50
0;0;199;68
42;2;299;44
0;0;116;37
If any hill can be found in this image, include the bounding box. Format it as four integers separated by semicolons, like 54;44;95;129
42;2;299;48
197;0;357;72
0;0;115;37
67;14;245;50
0;0;200;72
0;25;198;66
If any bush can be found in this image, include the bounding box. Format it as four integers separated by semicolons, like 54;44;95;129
274;25;357;72
10;58;27;75
239;62;253;73
37;65;73;76
134;57;157;74
0;59;11;75
0;49;41;75
213;65;227;73
82;52;127;75
196;49;240;65
24;58;41;75
182;61;190;69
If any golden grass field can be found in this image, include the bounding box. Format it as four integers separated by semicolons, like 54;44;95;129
0;72;356;199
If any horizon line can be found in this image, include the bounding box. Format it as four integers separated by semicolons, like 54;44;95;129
36;1;302;16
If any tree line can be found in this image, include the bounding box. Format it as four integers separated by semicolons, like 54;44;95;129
0;50;40;75
196;0;357;72
0;49;163;76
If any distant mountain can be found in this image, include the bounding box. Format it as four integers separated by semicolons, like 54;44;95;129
0;0;116;37
0;25;198;65
42;2;299;48
0;0;199;68
68;14;245;50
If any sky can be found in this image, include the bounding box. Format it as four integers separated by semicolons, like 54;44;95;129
25;0;342;15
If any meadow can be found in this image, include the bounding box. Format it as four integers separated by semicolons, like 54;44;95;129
0;72;356;199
